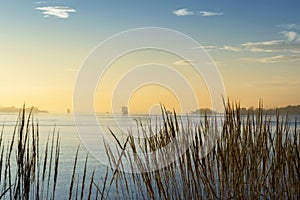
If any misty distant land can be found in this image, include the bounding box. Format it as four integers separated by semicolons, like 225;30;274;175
0;106;48;113
192;105;300;115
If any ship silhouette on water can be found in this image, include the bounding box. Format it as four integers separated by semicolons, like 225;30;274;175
121;106;128;115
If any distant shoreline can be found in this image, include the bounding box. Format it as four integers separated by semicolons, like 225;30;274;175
191;105;300;115
0;106;48;113
1;105;299;115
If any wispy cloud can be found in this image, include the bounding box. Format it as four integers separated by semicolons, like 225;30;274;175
241;40;284;53
172;9;224;17
277;24;300;30
198;11;224;17
222;45;241;52
220;24;300;54
241;55;300;64
172;8;194;16
35;1;46;4
193;45;218;52
242;38;300;53
280;31;300;42
258;55;300;63
222;37;300;53
201;38;300;54
173;59;196;66
202;45;218;49
36;6;76;19
242;40;283;46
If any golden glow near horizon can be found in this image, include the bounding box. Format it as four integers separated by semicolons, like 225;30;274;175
94;49;212;114
1;44;300;113
2;45;299;113
128;84;181;114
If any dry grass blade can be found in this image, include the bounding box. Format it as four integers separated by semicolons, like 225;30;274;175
69;145;80;200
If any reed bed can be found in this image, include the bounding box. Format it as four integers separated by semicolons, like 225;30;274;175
0;102;299;199
0;107;100;200
0;106;60;199
104;101;300;199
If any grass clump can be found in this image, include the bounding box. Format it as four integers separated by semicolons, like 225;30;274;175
0;106;61;199
104;102;300;199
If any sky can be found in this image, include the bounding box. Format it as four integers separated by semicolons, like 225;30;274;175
0;0;300;113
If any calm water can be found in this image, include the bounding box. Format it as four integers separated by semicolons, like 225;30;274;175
0;112;299;198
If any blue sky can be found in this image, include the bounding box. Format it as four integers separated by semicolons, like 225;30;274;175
0;0;300;112
2;0;300;44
